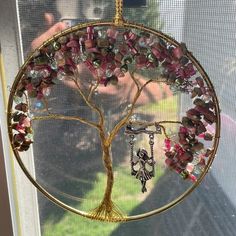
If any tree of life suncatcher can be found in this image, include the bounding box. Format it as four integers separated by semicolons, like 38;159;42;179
8;23;218;222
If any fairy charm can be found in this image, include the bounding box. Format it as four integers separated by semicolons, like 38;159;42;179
125;122;160;193
132;148;155;193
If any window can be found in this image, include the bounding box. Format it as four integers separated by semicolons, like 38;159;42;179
0;1;236;235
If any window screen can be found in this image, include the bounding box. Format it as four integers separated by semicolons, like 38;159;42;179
16;1;236;235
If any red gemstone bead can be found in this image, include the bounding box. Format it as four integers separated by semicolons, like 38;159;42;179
165;158;175;167
66;40;79;48
179;152;193;162
196;77;204;87
151;47;161;60
135;54;147;68
188;174;197;182
179;126;188;134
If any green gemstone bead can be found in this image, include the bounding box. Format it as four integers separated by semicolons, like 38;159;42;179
108;75;118;85
50;60;58;70
93;59;101;68
105;69;113;78
180;170;189;179
140;32;150;38
58;36;68;44
120;64;128;73
13;95;23;104
34;55;48;65
108;44;114;51
52;41;61;51
28;90;37;98
124;56;133;64
81;54;88;62
97;38;109;48
176;78;184;85
147;53;155;62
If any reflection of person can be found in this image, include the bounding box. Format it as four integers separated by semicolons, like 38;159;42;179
21;0;171;103
30;21;172;104
18;0;172;224
31;19;66;50
19;0;61;56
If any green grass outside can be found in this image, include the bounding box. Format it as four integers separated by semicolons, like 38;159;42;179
43;166;164;236
42;95;179;236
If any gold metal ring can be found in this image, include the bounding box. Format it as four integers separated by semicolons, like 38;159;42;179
7;20;221;222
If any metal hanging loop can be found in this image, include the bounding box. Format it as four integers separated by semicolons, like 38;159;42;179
114;0;125;26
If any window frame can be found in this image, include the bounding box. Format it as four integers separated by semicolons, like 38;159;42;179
0;0;41;235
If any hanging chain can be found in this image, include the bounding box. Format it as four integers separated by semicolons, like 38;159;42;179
114;0;124;26
149;133;155;177
129;134;135;175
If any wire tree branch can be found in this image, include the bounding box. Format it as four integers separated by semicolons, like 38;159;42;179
129;70;140;90
88;80;100;102
107;78;154;144
42;97;51;114
32;114;100;130
72;69;104;127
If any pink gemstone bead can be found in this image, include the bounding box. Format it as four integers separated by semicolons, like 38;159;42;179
151;47;162;60
188;174;197;182
87;26;94;40
115;52;123;63
198;133;205;138
172;46;183;59
119;45;128;55
186;163;194;173
25;83;34;92
146;62;155;68
54;51;66;67
36;91;44;100
16;124;25;134
135;54;147;68
114;68;124;77
20;117;31;127
65;57;76;68
184;63;196;78
126;41;138;55
85;39;95;49
128;31;137;41
79;38;85;53
87;47;99;53
99;78;107;85
84;60;95;72
179;126;188;134
206;124;215;134
165;158;174;167
175;167;183;174
107;28;119;39
168;62;181;72
164;139;171;150
196;77;204;87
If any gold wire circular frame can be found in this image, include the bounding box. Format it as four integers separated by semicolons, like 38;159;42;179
7;20;221;222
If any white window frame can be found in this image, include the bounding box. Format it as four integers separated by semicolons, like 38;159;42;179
0;0;41;235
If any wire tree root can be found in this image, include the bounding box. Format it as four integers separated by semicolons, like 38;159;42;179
89;199;125;222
